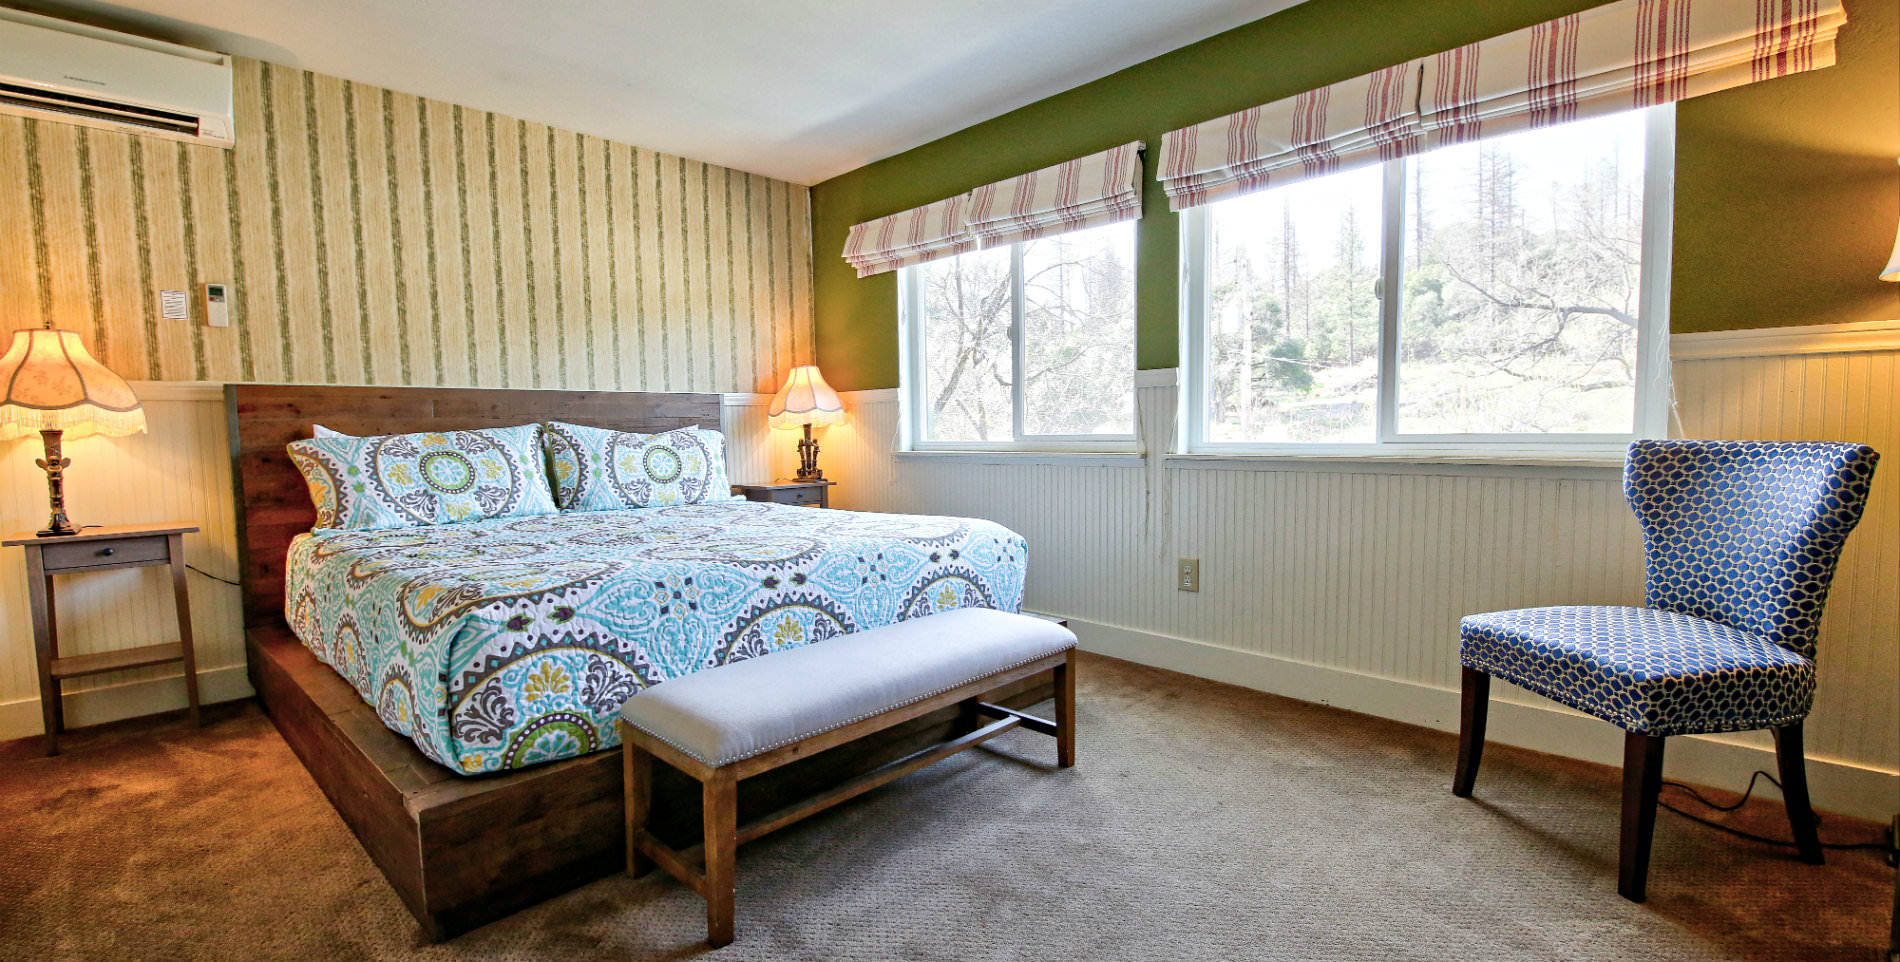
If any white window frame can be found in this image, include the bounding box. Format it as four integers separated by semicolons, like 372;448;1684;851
1179;104;1676;460
898;229;1140;453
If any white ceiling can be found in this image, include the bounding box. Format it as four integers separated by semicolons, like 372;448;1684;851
13;0;1304;185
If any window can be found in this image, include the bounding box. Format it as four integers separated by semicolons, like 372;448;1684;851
901;220;1137;450
1183;106;1673;457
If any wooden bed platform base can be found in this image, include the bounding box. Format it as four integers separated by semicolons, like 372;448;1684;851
228;384;1055;939
248;622;1053;939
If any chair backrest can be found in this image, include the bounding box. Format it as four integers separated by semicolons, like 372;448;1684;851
1624;440;1879;659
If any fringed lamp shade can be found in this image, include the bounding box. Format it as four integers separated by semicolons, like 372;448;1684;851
1885;158;1900;283
0;329;144;536
0;329;145;440
767;365;843;482
767;365;844;430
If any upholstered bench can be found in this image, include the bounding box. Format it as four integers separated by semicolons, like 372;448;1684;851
617;607;1078;947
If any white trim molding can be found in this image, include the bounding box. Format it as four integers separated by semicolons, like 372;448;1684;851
127;380;224;402
1057;613;1898;821
720;392;773;407
1671;319;1900;360
840;387;902;404
1134;367;1178;389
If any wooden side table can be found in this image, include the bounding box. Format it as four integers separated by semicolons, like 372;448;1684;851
732;480;835;509
3;522;202;755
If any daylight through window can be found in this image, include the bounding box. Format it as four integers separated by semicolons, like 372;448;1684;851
903;220;1137;448
1185;106;1672;455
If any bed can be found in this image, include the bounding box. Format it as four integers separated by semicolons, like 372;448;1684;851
228;383;1049;940
285;501;1026;774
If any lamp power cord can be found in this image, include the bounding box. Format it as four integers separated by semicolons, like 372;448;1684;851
1660;770;1892;859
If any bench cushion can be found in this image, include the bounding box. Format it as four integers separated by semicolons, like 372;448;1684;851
619;608;1076;767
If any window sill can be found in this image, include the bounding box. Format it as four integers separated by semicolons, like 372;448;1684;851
1164;451;1625;478
895;449;1146;467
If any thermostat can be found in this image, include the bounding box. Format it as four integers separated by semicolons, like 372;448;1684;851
205;283;229;328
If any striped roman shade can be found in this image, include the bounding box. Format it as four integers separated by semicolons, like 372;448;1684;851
843;142;1145;277
842;194;977;279
1157;0;1846;212
1157;63;1422;211
964;141;1145;248
1418;0;1846;147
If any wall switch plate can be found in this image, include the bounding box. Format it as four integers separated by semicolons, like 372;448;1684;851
205;283;229;327
1177;557;1200;592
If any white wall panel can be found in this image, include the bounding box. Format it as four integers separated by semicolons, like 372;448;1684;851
0;386;247;735
825;337;1898;815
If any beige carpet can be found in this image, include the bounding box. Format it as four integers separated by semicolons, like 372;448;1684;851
0;652;1890;961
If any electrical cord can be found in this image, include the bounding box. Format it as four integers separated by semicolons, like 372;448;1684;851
1659;770;1892;855
187;564;241;588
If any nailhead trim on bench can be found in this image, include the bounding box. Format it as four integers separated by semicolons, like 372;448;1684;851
625;644;1077;768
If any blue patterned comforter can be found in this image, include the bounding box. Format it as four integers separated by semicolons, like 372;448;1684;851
285;501;1027;774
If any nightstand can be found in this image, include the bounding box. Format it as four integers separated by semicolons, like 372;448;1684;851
3;522;202;755
732;480;836;509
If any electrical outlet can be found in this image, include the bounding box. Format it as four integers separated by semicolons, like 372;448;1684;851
1177;557;1200;592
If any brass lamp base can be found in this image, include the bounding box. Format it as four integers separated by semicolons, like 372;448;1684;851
35;428;77;537
793;422;824;482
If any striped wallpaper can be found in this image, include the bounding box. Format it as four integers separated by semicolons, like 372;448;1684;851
0;57;814;393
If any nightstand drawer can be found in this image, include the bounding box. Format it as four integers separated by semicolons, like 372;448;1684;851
776;487;825;506
40;536;168;571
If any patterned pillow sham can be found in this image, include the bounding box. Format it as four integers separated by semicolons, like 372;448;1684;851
287;424;558;531
542;421;738;510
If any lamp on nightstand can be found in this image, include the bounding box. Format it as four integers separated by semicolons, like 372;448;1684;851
0;327;146;537
767;365;844;482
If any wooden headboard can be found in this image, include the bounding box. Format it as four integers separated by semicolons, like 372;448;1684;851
225;383;724;628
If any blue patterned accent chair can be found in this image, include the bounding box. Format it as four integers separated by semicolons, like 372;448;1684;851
1453;440;1880;902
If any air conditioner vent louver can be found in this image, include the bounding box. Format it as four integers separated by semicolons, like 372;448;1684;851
0;10;233;148
0;81;201;137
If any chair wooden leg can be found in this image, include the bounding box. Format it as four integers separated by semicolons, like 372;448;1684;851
1452;666;1490;797
1618;733;1666;902
1773;723;1825;866
702;768;738;948
1054;649;1076;769
620;726;652;877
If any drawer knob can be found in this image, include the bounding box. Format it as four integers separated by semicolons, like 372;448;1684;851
98;547;115;557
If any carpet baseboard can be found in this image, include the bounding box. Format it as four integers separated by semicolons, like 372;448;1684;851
0;663;253;739
1055;613;1899;821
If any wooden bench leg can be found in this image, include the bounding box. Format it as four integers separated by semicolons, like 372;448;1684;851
621;725;652;877
1054;649;1075;769
703;768;738;948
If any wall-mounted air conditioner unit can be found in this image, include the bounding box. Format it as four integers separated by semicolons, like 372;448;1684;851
0;8;233;148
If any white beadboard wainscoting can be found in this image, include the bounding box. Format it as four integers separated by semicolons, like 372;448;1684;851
818;326;1898;819
0;382;247;738
0;386;789;742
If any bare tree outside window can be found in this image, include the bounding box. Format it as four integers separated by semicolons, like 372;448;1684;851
1207;164;1383;444
1398;109;1647;435
914;221;1136;444
1201;107;1653;446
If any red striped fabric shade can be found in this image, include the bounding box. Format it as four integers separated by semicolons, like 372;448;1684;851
842;142;1145;278
1158;0;1846;212
841;193;977;279
963;141;1144;250
1158;63;1423;211
1418;0;1845;147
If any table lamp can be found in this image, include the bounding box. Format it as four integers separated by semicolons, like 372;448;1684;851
0;328;145;536
767;365;844;482
1882;157;1900;281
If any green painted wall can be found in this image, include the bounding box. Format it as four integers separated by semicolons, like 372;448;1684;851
810;0;1900;391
